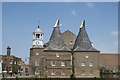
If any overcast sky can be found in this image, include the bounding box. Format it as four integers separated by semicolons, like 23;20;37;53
2;2;118;61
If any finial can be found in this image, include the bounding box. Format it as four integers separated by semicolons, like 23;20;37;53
80;20;85;28
54;19;62;27
7;46;10;49
38;26;39;28
38;20;40;28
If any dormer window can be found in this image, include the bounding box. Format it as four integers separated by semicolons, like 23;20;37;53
70;41;73;45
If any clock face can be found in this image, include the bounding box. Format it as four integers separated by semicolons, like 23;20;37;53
36;41;40;45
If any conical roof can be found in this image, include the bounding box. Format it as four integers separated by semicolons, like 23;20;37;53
44;20;71;51
34;26;43;33
73;20;99;52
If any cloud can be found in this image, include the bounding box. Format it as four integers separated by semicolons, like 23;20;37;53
86;2;95;8
71;10;77;16
111;31;118;36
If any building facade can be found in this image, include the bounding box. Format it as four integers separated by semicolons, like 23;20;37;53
44;20;72;77
2;46;24;77
73;20;100;77
100;54;119;73
29;19;101;78
29;26;45;76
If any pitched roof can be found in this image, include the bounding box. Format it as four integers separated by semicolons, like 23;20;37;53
73;20;99;52
61;30;77;49
44;20;71;51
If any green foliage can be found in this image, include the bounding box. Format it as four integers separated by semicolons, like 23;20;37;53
70;73;75;78
16;76;19;80
118;66;120;70
13;65;19;74
44;74;48;78
99;67;106;72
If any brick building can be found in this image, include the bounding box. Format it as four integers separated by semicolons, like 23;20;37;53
100;54;119;73
29;19;101;78
2;46;24;77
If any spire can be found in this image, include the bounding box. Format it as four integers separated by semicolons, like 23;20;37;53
44;20;71;51
73;20;99;52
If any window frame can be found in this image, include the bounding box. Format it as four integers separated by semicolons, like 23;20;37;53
51;61;56;66
81;61;86;66
61;61;65;66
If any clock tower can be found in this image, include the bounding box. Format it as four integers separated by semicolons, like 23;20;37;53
33;26;44;48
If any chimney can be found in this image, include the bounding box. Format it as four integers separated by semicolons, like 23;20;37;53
7;46;11;56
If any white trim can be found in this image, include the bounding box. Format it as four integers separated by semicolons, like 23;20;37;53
81;62;85;66
2;71;7;73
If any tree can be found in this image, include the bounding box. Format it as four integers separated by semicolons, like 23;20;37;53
13;65;19;74
99;67;106;73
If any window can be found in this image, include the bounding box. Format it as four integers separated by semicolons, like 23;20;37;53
70;41;73;45
51;71;56;75
36;34;40;39
36;52;39;55
35;69;39;75
0;60;2;63
14;61;16;64
10;59;13;64
81;70;85;75
90;70;94;76
35;61;39;66
9;67;12;71
71;56;72;65
4;67;6;71
56;53;59;57
61;71;65;75
51;61;56;66
81;62;86;66
89;62;93;66
61;61;65;66
85;54;89;58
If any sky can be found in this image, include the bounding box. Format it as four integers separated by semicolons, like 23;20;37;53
1;0;119;2
0;1;2;55
2;2;118;62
